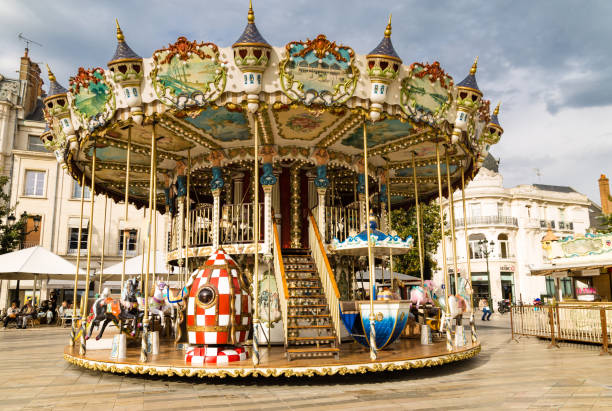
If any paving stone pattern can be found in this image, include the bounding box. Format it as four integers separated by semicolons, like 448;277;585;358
0;316;611;410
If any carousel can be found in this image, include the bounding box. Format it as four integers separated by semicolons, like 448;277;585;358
43;2;503;377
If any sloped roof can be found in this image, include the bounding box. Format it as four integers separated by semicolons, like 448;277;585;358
533;184;577;193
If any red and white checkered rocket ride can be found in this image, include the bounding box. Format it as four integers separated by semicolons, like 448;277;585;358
185;249;251;365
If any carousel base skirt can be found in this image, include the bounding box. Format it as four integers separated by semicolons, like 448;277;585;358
64;337;480;378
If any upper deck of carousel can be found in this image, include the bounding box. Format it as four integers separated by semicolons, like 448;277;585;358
40;4;503;213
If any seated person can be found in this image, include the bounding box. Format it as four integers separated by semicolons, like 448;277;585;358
3;302;20;328
18;300;36;329
37;300;54;324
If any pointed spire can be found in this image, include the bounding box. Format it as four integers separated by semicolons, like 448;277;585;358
116;18;125;42
233;0;270;47
46;64;56;83
110;19;141;62
489;102;502;127
45;64;67;96
247;0;255;23
384;14;392;38
457;56;481;93
367;14;402;62
470;56;478;75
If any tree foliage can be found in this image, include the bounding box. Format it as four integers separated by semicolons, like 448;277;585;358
0;176;28;254
597;213;612;233
389;201;443;280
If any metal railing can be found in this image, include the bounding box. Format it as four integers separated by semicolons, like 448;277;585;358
17;241;40;250
308;211;341;345
451;215;518;228
511;303;611;354
325;205;361;243
272;220;289;347
220;203;263;244
189;204;213;247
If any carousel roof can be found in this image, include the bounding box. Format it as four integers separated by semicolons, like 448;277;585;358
46;65;67;96
41;4;504;212
233;1;269;47
489;103;501;127
367;15;401;61
110;20;141;61
457;57;480;92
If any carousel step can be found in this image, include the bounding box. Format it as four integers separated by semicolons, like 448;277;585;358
287;336;336;342
288;304;327;309
284;268;316;272
288;295;326;299
288;314;330;318
288;286;322;290
287;324;333;330
286;347;340;360
286;277;319;281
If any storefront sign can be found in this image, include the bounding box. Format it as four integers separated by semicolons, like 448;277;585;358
500;265;515;272
471;274;489;282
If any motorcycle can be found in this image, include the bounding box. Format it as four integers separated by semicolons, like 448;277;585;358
497;299;511;314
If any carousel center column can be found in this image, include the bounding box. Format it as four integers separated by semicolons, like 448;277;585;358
290;164;302;248
260;145;277;256
356;158;366;231
209;150;225;250
175;161;187;267
313;148;330;236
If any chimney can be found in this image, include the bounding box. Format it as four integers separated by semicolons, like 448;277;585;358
599;174;612;215
19;49;43;118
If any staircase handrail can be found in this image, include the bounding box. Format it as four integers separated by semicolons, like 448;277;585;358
308;211;341;345
272;219;289;346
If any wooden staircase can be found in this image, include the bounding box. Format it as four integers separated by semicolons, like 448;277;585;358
282;248;339;361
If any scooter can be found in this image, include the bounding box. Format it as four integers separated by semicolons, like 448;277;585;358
497;299;511;314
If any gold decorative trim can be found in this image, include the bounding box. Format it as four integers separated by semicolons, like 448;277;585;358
63;344;480;378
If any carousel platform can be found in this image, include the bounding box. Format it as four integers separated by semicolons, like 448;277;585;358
64;338;480;378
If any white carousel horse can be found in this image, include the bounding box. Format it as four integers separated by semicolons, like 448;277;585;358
140;281;177;332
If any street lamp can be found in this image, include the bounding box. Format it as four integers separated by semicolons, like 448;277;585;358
478;239;495;310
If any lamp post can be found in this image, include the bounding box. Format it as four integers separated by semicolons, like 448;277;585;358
478;239;495;310
9;213;41;305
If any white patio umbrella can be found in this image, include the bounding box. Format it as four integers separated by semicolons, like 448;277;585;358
0;246;84;280
103;251;177;277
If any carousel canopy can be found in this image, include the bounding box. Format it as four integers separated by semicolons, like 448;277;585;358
42;5;503;211
329;227;414;256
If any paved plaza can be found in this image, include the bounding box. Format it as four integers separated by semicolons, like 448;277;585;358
0;317;610;410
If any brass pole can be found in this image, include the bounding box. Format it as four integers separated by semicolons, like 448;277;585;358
141;121;156;362
70;172;86;346
386;166;394;290
153;159;158;288
445;147;460;293
363;120;377;361
252;117;261;366
79;141;96;355
98;195;108;295
121;127;132;291
461;165;477;343
435;141;453;352
412;152;425;286
184;150;191;285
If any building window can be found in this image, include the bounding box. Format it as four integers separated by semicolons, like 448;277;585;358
118;229;138;255
497;203;504;217
498;233;509;259
72;182;91;199
27;135;46;152
24;170;45;196
468;233;486;259
68;227;87;253
470;203;481;218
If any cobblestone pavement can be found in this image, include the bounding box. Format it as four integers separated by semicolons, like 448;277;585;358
0;316;611;410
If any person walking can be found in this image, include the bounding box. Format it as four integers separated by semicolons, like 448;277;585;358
479;298;492;321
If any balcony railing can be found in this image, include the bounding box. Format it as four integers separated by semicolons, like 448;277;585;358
16;241;40;250
451;215;518;228
189;204;213;247
325;205;361;243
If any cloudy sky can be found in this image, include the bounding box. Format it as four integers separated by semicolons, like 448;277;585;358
1;0;611;203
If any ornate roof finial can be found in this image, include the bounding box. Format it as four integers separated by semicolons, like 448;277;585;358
46;64;56;82
384;14;392;38
247;0;255;24
470;56;478;75
116;19;125;42
493;101;500;116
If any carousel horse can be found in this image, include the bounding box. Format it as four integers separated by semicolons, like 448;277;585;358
85;278;140;340
161;282;190;343
143;281;178;332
